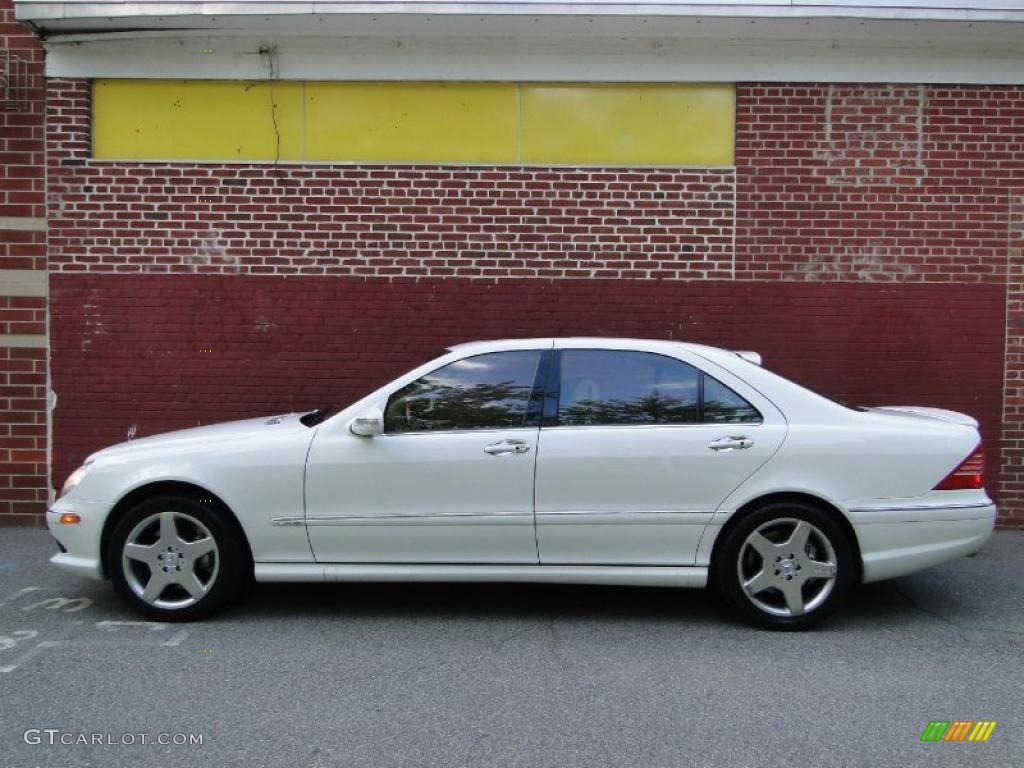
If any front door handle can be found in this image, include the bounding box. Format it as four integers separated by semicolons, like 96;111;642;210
709;435;754;452
484;439;531;456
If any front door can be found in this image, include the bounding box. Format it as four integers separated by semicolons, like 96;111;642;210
535;346;787;566
304;349;547;564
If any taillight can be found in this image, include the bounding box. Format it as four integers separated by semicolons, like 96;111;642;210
933;444;985;490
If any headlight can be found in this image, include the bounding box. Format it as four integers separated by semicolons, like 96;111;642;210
60;461;91;499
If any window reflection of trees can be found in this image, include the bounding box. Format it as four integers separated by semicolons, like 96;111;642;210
557;375;763;426
386;380;532;432
703;397;762;424
702;374;762;424
561;392;699;426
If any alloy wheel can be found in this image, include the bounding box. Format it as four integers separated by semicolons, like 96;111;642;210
736;517;838;617
121;510;220;609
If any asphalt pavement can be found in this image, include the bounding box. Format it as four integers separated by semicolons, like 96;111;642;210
0;527;1021;768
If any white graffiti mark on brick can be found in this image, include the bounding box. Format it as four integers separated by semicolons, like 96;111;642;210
814;84;927;187
253;315;275;333
800;243;916;282
81;287;109;351
185;228;241;273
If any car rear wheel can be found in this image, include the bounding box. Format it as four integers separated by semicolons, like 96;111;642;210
713;501;856;630
107;495;247;621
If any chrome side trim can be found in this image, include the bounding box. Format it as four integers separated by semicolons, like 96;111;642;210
271;510;531;527
379;426;540;437
255;563;709;589
541;422;762;432
539;509;712;516
537;510;715;525
847;501;992;514
275;510;715;527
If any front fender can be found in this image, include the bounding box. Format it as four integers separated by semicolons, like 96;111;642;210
68;429;316;564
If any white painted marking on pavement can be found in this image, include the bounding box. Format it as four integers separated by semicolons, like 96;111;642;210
0;586;52;607
95;620;168;632
0;630;38;651
0;640;58;674
22;596;93;613
162;629;190;647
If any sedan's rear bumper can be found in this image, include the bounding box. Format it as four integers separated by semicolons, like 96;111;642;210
852;502;996;583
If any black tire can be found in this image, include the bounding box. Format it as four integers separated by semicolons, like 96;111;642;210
106;494;249;621
713;501;856;630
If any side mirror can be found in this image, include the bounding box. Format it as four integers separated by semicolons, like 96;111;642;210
349;407;384;437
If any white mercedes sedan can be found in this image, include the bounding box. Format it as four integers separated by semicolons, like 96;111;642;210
48;338;996;629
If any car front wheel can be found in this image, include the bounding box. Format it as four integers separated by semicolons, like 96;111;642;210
107;495;247;621
714;502;856;630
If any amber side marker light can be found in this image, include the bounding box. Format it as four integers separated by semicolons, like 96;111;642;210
58;513;81;525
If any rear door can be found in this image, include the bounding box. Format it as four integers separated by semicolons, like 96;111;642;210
534;344;787;565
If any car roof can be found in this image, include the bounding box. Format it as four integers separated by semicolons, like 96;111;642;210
445;337;727;356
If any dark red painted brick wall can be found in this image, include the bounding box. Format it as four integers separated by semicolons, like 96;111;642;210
50;275;1006;509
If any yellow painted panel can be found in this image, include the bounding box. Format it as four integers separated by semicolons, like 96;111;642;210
304;82;518;164
93;80;734;166
93;80;303;161
520;83;735;166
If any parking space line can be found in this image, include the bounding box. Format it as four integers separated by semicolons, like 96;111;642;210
96;620;168;631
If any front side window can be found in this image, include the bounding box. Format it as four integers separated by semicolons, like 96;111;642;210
385;351;542;433
558;350;700;426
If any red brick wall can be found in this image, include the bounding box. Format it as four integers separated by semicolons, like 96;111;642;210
47;80;735;280
0;0;47;525
33;76;1024;527
736;84;1018;283
1002;197;1024;527
0;1;44;234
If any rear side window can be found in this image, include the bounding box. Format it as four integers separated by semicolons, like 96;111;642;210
558;350;700;426
555;350;762;427
385;351;542;433
702;373;762;424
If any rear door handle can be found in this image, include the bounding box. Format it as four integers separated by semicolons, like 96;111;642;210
484;439;531;456
709;435;754;452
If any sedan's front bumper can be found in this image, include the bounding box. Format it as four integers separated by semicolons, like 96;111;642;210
49;551;105;580
46;499;109;581
851;501;996;583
